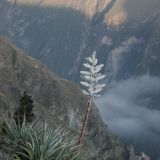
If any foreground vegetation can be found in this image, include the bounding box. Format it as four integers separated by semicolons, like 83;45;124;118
0;118;86;160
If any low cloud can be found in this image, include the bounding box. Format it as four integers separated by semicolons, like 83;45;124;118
96;75;160;156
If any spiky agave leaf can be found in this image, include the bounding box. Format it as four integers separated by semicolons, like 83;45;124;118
1;118;39;147
16;127;86;160
1;118;87;160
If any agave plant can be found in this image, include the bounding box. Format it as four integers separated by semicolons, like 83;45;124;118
15;123;85;160
1;119;86;160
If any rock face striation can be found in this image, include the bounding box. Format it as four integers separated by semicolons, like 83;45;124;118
0;0;160;81
0;37;134;160
3;0;112;18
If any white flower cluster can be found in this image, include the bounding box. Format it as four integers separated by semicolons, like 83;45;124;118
136;153;150;160
80;51;106;97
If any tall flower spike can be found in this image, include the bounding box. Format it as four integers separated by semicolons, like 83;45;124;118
80;51;106;98
77;51;106;148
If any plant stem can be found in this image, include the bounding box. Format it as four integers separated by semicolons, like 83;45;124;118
77;97;92;147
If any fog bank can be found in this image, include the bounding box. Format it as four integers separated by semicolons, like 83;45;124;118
96;75;160;157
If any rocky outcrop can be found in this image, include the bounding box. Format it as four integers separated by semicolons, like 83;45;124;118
0;37;135;159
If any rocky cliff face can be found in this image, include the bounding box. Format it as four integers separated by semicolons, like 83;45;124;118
0;0;118;80
5;0;112;17
0;37;134;160
0;0;160;80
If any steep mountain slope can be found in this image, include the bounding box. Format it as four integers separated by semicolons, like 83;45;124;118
0;0;160;159
0;37;134;160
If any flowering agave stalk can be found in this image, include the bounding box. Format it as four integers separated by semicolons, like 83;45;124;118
77;51;106;146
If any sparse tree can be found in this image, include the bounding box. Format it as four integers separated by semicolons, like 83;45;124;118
13;91;35;125
77;51;106;146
